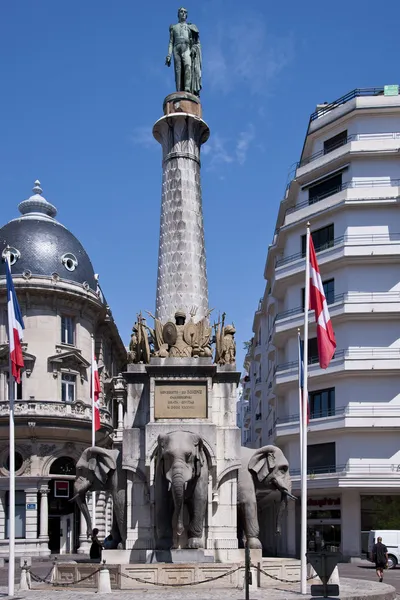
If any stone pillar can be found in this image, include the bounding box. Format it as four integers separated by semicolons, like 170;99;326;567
0;491;6;540
153;92;210;322
39;487;49;539
78;498;91;554
25;488;39;540
112;374;126;429
286;497;296;557
341;490;361;559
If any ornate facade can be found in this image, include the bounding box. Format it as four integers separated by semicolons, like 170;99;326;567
0;182;126;557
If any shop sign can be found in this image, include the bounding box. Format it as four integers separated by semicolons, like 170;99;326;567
55;481;69;498
26;503;36;510
308;497;340;508
384;85;399;96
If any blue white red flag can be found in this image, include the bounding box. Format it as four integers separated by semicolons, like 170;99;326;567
297;332;309;424
5;260;24;384
92;355;101;431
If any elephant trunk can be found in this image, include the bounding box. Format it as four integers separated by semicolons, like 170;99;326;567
74;493;92;539
171;464;189;537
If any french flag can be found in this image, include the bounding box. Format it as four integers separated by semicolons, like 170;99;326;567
93;355;101;431
5;260;24;384
297;332;310;424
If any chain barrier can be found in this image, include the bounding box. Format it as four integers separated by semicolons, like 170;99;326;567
120;565;243;587
25;560;316;589
251;562;314;584
28;565;102;588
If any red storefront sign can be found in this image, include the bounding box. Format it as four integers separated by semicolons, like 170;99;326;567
307;497;340;508
55;480;69;498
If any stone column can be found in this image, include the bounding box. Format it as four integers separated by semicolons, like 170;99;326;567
341;490;361;559
78;503;91;554
153;92;210;322
25;488;39;540
39;487;49;539
113;374;126;429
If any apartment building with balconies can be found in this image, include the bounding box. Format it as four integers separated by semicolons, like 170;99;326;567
0;182;127;558
245;86;400;560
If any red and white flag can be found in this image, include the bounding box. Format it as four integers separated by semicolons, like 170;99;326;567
5;260;24;384
309;237;336;368
92;356;101;431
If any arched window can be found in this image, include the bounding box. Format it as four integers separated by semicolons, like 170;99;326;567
49;456;76;476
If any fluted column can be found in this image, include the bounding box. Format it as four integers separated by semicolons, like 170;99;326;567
153;93;210;323
39;487;49;539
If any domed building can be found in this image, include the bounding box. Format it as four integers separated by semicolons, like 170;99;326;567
0;182;127;557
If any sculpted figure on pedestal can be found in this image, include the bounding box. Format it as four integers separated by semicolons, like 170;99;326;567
165;7;202;96
72;447;127;548
214;312;236;365
164;310;193;358
155;432;208;549
237;445;296;549
127;314;151;364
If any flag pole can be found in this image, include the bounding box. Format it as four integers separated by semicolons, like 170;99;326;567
91;334;96;530
6;251;15;597
297;328;303;471
300;223;310;594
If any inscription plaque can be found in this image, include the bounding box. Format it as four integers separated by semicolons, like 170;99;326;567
155;382;207;419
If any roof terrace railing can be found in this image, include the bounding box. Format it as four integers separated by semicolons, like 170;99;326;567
309;87;394;122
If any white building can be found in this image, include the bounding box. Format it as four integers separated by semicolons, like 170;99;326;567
0;182;127;557
245;86;400;561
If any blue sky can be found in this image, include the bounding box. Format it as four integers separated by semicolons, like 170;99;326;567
1;0;400;370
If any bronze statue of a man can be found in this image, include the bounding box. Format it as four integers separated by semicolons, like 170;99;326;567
165;7;202;96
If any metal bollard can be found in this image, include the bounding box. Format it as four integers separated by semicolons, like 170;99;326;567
244;543;251;600
19;561;31;591
97;560;112;594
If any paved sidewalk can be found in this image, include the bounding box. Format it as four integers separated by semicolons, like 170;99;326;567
0;578;396;600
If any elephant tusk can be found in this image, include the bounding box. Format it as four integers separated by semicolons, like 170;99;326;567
168;482;172;492
283;490;297;501
184;482;188;491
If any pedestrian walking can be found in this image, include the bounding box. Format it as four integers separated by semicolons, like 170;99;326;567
89;528;103;561
372;536;388;582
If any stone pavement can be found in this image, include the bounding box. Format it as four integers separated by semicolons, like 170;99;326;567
0;578;396;600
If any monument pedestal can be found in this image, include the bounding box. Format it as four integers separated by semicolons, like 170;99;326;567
122;357;241;561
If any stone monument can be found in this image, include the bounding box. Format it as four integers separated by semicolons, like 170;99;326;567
72;9;294;569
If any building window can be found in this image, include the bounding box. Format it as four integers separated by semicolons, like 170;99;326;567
307;442;336;474
6;372;23;400
61;253;78;272
5;491;26;538
308;173;343;205
61;374;76;402
324;130;348;155
50;456;76;476
61;316;74;345
309;388;335;419
308;338;319;364
301;224;334;257
5;452;24;472
302;279;335;310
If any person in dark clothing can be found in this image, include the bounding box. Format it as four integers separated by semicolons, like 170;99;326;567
372;536;388;582
89;528;103;561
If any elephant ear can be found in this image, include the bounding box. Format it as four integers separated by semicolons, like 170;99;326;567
192;434;204;477
89;450;117;485
248;446;277;483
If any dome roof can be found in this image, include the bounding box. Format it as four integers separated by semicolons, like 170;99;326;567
0;181;96;289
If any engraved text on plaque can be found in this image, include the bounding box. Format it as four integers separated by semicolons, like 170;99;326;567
155;382;207;419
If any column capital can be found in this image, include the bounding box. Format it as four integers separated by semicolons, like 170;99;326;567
39;487;50;495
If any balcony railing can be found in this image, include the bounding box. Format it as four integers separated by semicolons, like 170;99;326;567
0;399;112;426
275;291;400;322
291;462;400;478
296;132;400;170
286;179;400;216
275;233;400;268
309;87;396;122
276;404;400;426
276;347;400;374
